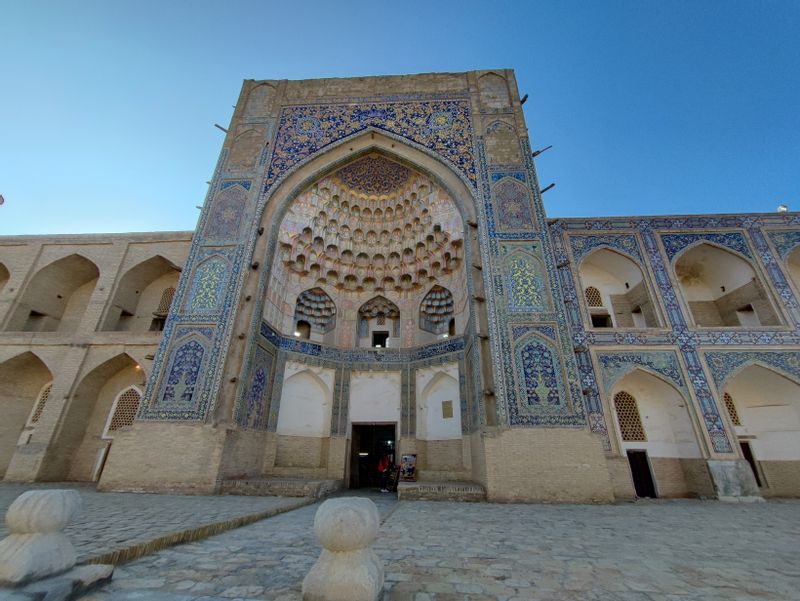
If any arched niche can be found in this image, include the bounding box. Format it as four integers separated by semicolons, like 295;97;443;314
418;285;455;342
580;248;659;328
6;254;99;332
358;296;400;348
40;353;144;482
0;352;52;477
674;244;779;327
416;368;461;441
724;364;800;496
259;139;474;351
0;262;9;293
292;287;336;343
611;369;707;498
274;366;334;470
101;255;180;332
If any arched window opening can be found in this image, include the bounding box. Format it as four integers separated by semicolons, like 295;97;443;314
27;382;53;426
293;288;336;342
723;392;741;426
419;286;455;335
580;249;659;329
358;296;400;348
448;318;456;337
614;391;646;442
295;320;311;340
150;286;176;331
585;286;603;307
675;244;779;327
103;386;142;438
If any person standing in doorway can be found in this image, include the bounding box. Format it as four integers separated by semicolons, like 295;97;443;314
378;452;391;492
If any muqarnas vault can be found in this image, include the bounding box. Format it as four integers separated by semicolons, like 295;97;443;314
1;70;800;502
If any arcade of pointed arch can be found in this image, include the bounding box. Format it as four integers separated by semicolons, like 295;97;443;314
263;153;469;348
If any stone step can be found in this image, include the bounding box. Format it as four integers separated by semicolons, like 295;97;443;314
396;480;486;502
219;478;343;498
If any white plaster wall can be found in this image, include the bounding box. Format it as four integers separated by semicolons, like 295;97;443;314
613;370;701;458
416;363;461;440
276;362;334;437
726;364;800;460
349;370;401;427
677;245;754;302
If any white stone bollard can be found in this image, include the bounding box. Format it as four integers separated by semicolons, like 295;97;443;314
302;497;384;601
0;489;82;586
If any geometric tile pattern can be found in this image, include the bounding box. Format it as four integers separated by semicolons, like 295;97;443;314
767;230;800;259
569;234;643;264
492;178;535;232
660;231;752;262
266;98;477;191
203;182;250;242
704;350;800;389
551;211;800;454
597;351;689;398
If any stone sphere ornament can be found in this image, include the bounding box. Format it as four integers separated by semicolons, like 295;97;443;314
302;497;384;601
0;489;82;586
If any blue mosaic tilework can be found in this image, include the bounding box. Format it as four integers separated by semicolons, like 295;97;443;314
185;252;231;313
514;334;568;412
597;351;689;397
705;350;800;389
549;213;800;453
258;320;465;364
660;232;753;262
749;228;799;310
568;234;643;264
235;344;274;430
492;177;536;233
767;230;800;259
144;328;213;420
266;99;476;191
505;251;549;312
334;155;410;194
203;181;251;242
512;324;557;341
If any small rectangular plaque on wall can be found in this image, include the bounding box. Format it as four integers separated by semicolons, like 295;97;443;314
442;399;454;419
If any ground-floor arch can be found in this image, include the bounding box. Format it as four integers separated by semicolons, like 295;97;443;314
0;352;52;478
39;353;145;481
723;363;800;497
609;368;713;498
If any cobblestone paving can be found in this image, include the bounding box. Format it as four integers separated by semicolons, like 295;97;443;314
77;498;800;601
0;483;308;564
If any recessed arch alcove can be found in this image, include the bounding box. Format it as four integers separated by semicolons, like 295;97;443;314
226;131;487;488
723;364;800;497
579;248;659;328
610;369;711;498
674;243;780;327
257;133;477;350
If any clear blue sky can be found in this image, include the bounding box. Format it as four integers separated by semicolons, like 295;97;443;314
1;1;798;234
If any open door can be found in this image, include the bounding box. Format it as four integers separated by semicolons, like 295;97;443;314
627;449;657;498
349;423;396;489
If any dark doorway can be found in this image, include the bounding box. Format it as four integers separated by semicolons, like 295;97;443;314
371;331;389;347
350;424;396;489
740;441;762;487
627;449;657;498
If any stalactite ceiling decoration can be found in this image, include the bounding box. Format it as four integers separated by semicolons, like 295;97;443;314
278;153;464;294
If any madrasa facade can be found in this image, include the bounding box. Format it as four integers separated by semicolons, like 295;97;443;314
1;70;799;502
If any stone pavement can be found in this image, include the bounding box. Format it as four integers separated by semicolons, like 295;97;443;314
77;497;800;601
0;483;309;564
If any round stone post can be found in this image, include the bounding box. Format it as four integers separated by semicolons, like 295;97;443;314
302;497;384;601
0;489;82;586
